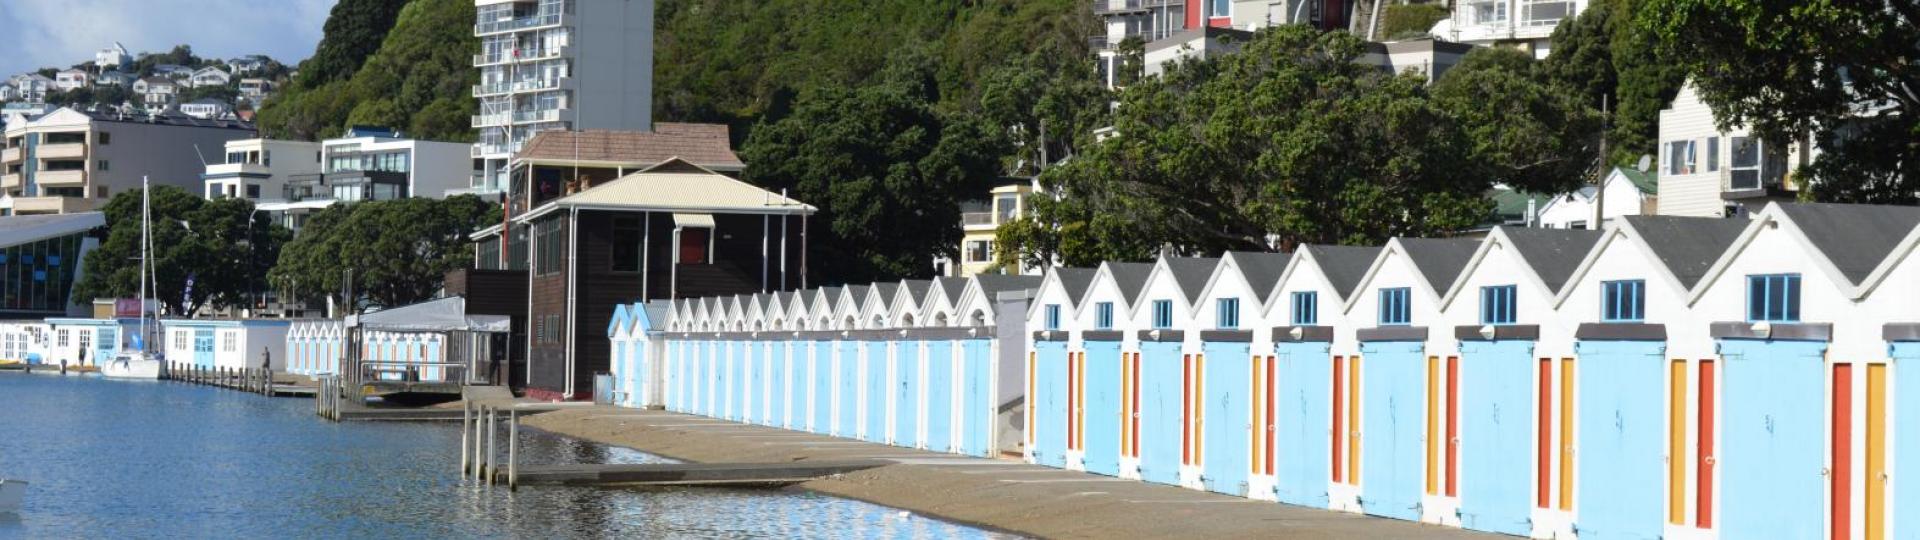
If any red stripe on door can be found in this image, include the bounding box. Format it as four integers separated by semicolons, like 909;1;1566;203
1538;357;1552;508
1446;356;1459;497
1698;359;1715;528
1833;363;1852;540
1266;355;1277;476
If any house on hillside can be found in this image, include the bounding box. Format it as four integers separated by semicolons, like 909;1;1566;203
188;67;231;89
227;56;268;75
1657;81;1816;218
96;43;131;70
179;99;232;120
54;69;90;91
133;77;178;108
95;71;134;87
153;64;194;79
9;74;53;103
1535;166;1658;229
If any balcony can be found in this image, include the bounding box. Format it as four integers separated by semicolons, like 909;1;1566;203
9;195;93;214
38;142;86;160
1089;28;1170;51
512;109;561;124
473;76;572;97
962;212;996;228
204;162;272;178
474;12;563;36
473;81;514;97
1;146;18;163
37;169;85;186
0;173;18;189
1091;0;1178;15
474;53;510;67
471;111;513;128
472;143;513;158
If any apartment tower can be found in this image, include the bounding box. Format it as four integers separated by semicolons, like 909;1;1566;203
471;0;654;194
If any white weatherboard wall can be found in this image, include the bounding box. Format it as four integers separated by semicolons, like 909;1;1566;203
161;320;290;370
1656;83;1735;219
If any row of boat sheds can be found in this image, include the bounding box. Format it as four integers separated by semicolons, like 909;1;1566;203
603;201;1920;539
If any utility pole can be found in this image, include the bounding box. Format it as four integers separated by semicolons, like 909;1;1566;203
1591;95;1609;231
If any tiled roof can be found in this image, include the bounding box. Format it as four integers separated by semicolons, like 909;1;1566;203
516;124;744;170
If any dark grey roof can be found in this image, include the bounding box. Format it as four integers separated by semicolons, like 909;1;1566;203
899;280;931;307
776;291;797;307
1106;262;1156;306
1305;245;1383;299
1397;238;1480;293
77;107;254;130
974;274;1043;298
815;286;843;311
1054;267;1098;308
1623;215;1750;289
752;292;772;308
1165;257;1221;305
643;300;672;329
843;285;871;309
1227;251;1291;303
934;277;968;306
868;283;899;309
1501;227;1603;294
1777;202;1920;285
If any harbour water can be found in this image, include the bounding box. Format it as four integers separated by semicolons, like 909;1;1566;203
0;374;1015;539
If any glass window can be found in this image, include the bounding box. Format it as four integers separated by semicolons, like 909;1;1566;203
223;331;236;352
1602;280;1646;322
1216;298;1240;329
1746;274;1801;322
1152;299;1173;329
610;217;642;272
535;219;565;276
1095;302;1114;330
1668;140;1698;175
1706;137;1720;172
1291;291;1318;326
1480;285;1517;325
1210;0;1229;17
966;241;993;263
57;329;69;348
1520;0;1574;26
1730;136;1762;190
1469;1;1508;24
1379;287;1412;326
1045;304;1061;331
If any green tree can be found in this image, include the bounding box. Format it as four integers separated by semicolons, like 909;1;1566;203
1639;0;1920;203
1435;48;1604;195
998;26;1498;268
269;196;495;311
74;186;288;315
257;0;475;141
741;48;1010;283
294;0;412;89
1540;0;1686;166
978;46;1111;177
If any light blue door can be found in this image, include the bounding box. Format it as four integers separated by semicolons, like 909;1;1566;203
1275;341;1332;507
770;342;787;427
733;341;749;421
1571;340;1665;540
95;328;117;366
1359;341;1423;521
1719;339;1827;540
1033;340;1069;467
1140;341;1184;485
193;330;215;368
894;341;921;448
746;341;762;424
813;341;833;434
863;341;889;443
1203;341;1252;496
837;341;860;438
1083;340;1122;476
1895;342;1920;536
703;340;717;416
926;340;956;453
960;339;994;457
1460;339;1539;536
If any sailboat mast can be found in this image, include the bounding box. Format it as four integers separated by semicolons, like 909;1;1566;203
139;175;149;349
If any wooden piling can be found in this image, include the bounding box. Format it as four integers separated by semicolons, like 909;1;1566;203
485;407;498;484
460;402;472;474
508;409;519;491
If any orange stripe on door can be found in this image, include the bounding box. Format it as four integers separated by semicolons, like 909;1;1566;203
1333;355;1344;483
1348;355;1361;485
1669;359;1688;525
1251;355;1262;474
1867;363;1886;540
1559;357;1575;511
1194;354;1205;466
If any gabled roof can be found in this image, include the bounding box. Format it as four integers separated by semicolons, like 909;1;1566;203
1775;202;1920;286
1054;267;1098;308
1303;245;1381;300
1501;227;1603;294
1166;257;1220;305
1228;251;1291;304
1105;261;1155;307
523;158;814;219
900;279;931;306
1623;215;1748;289
934;277;969;305
1396;238;1479;294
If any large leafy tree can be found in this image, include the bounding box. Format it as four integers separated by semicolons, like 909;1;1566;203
269;196;496;311
1434;48;1605;193
741;48;1010;283
1638;0;1919;202
1540;0;1686;166
74;186;289;315
293;0;412;89
977;44;1112;177
999;27;1491;267
257;0;477;141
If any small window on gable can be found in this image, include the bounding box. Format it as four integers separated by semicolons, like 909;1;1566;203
1045;304;1061;331
1746;273;1801;322
1216;298;1240;329
1152;299;1173;329
1379;287;1411;326
1601;280;1645;322
1291;291;1317;326
1480;285;1517;325
1095;302;1114;330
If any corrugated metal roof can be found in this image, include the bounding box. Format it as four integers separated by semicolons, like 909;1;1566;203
545;158;815;214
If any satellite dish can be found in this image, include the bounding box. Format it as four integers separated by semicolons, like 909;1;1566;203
1635;155;1653;172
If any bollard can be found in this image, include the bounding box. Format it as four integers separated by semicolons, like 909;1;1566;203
472;406;487;481
60;359;67;375
508;409;519;491
460;401;472;474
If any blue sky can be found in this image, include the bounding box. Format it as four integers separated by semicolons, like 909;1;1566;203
0;0;337;76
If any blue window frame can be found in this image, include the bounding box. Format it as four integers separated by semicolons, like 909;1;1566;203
1095;302;1115;330
1045;304;1062;331
1152;299;1173;329
1291;291;1318;326
1480;285;1517;325
1216;298;1240;329
1601;280;1645;322
1379;287;1412;325
1746;273;1801;322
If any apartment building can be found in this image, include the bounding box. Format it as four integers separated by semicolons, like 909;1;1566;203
1656;82;1812;218
0;107;255;216
1432;0;1587;58
201;138;322;202
943;181;1037;278
472;0;656;195
254;127;472;230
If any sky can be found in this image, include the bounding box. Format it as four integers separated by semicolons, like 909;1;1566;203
0;0;338;76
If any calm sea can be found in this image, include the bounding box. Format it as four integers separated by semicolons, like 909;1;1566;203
0;374;1013;539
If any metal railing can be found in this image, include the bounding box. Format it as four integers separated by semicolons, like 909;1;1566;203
359;360;468;385
475;13;562;35
962;212;996;226
1091;0;1178;15
513;109;561;124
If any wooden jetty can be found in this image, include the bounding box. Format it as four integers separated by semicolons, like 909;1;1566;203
491;459;889;487
162;362;315;398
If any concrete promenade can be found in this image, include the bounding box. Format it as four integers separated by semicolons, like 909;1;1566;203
523;406;1498;539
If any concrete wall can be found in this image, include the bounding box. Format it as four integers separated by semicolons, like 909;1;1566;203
573;0;653;132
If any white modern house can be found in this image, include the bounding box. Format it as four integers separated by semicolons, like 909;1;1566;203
2;107;257;215
188;67;231;89
54;69;90;91
1534;166;1658;229
238;78;272;100
132;77;178;108
9;74;53;103
95;43;132;71
202;138;323;202
255;127;473;231
178;99;233;120
472;0;657;194
227;56;268;75
1429;0;1590;58
1656;81;1814;218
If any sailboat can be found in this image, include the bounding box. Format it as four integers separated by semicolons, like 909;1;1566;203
103;176;163;380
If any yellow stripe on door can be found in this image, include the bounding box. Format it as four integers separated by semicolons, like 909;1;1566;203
1867;363;1887;540
1668;359;1688;525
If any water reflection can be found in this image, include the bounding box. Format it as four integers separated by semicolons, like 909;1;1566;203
0;375;1017;539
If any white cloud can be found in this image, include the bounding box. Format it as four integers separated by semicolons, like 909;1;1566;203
0;0;337;76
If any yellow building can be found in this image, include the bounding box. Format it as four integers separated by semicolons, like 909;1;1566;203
950;182;1033;277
